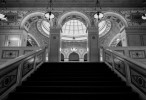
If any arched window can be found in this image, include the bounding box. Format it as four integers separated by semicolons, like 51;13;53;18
41;20;50;35
61;19;87;40
69;52;79;61
61;53;64;61
98;20;111;37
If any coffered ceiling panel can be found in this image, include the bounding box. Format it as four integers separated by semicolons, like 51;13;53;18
0;0;146;8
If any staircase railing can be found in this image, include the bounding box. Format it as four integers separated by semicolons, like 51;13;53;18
101;47;146;100
0;47;42;65
104;46;146;64
0;46;47;100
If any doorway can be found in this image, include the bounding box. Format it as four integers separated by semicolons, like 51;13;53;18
69;52;79;61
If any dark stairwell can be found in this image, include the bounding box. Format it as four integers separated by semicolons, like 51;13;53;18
6;62;141;100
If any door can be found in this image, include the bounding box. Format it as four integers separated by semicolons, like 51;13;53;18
69;52;79;61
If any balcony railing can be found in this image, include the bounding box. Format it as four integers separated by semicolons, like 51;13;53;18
101;47;146;100
0;47;42;65
0;46;47;100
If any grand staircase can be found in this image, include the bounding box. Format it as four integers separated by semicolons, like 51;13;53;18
6;62;141;100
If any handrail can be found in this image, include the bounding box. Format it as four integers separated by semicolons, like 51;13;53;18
101;47;146;100
104;46;146;64
0;48;42;70
106;48;146;69
0;46;47;100
0;47;42;65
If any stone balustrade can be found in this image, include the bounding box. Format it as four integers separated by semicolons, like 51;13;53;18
0;46;46;100
102;47;146;100
0;47;42;65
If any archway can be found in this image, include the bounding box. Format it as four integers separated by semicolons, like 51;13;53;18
84;53;87;61
20;12;53;47
69;52;79;61
96;11;128;47
58;11;90;62
61;53;64;61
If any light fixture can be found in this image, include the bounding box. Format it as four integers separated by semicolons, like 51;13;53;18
0;0;7;21
44;0;54;21
142;13;146;20
45;11;54;20
94;0;104;20
0;13;7;21
94;11;104;20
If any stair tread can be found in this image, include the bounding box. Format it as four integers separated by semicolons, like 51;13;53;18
6;63;141;100
8;92;140;100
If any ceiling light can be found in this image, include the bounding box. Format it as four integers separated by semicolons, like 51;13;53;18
45;0;55;21
0;13;7;21
94;0;104;20
94;11;104;20
45;12;54;20
142;13;146;20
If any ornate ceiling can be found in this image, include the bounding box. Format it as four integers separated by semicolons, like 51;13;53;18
0;0;146;8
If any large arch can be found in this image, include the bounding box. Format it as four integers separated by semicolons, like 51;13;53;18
97;11;128;47
20;12;53;31
69;52;80;61
57;11;91;28
103;11;128;27
20;12;52;47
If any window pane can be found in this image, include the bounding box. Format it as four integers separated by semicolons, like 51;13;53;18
66;26;70;29
61;19;87;40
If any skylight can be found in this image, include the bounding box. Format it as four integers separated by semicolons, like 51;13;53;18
61;19;87;40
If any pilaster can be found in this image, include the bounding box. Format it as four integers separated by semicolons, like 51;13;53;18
49;27;61;62
88;27;100;62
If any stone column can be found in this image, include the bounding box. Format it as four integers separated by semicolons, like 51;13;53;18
88;27;100;62
49;27;60;62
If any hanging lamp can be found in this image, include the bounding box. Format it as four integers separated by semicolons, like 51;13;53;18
94;0;104;20
44;0;54;20
0;0;7;21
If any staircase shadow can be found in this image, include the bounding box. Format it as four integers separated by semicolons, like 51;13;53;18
6;62;141;100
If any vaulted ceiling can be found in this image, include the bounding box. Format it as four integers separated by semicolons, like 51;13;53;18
0;0;146;8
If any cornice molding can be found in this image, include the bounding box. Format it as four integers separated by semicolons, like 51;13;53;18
1;7;146;28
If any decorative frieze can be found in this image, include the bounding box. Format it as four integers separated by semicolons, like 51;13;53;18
130;66;146;95
129;50;145;59
0;8;146;29
61;47;87;59
0;62;19;96
113;56;126;77
22;57;35;78
2;50;19;59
